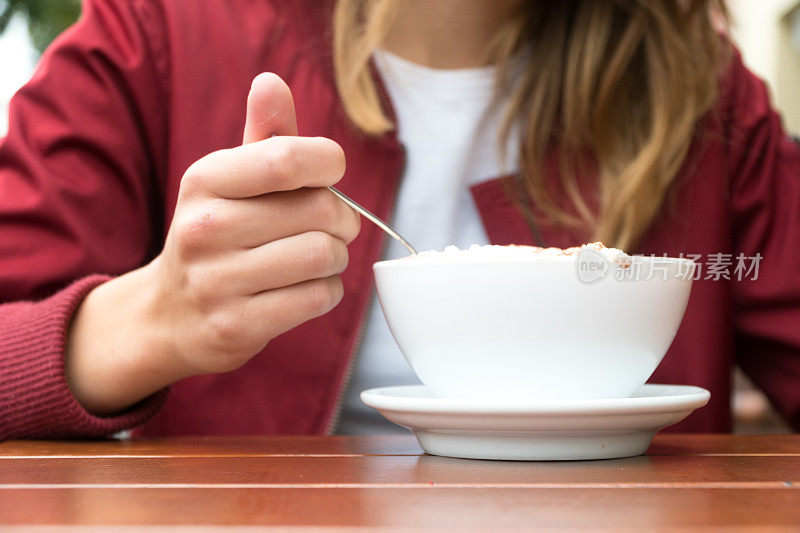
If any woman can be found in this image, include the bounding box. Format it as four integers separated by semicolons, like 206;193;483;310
0;0;798;440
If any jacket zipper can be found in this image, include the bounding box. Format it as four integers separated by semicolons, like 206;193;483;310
325;144;407;435
324;290;376;435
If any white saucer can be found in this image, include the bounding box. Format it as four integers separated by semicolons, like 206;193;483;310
361;384;710;461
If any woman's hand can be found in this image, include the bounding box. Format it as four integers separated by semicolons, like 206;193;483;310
65;74;360;414
151;73;360;375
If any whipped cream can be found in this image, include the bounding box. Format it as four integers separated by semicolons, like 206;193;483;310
408;242;633;267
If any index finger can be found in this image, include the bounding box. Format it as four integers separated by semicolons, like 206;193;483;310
186;135;346;199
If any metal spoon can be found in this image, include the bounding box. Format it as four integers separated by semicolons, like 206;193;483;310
328;186;417;255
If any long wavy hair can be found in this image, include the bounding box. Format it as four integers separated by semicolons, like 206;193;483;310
333;0;730;251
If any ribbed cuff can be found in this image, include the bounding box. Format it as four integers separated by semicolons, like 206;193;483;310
0;275;168;441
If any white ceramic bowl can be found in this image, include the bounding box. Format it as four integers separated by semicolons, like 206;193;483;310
373;249;694;401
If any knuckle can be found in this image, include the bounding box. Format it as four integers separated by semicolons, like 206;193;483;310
305;232;338;275
206;309;245;349
309;188;340;226
308;276;343;314
179;167;204;198
185;265;222;310
181;150;226;197
265;141;300;190
172;220;203;260
171;206;218;259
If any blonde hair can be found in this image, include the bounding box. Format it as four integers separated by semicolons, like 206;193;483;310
333;0;729;251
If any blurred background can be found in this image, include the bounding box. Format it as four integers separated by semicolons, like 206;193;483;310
1;0;80;135
0;0;794;433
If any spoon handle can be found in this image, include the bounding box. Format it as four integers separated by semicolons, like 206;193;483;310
327;186;417;255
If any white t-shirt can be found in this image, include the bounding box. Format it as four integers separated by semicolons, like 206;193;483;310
335;49;518;434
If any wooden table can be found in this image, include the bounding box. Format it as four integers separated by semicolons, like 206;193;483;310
0;434;798;530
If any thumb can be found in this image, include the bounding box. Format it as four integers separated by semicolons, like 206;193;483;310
243;73;299;144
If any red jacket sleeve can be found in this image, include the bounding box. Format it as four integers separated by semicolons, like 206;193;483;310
0;0;170;440
724;51;800;430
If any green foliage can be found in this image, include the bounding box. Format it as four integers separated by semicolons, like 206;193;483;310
0;0;81;53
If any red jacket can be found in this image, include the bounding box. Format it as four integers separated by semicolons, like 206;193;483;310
1;0;799;440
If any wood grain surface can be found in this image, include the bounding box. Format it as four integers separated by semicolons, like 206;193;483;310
0;435;798;530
